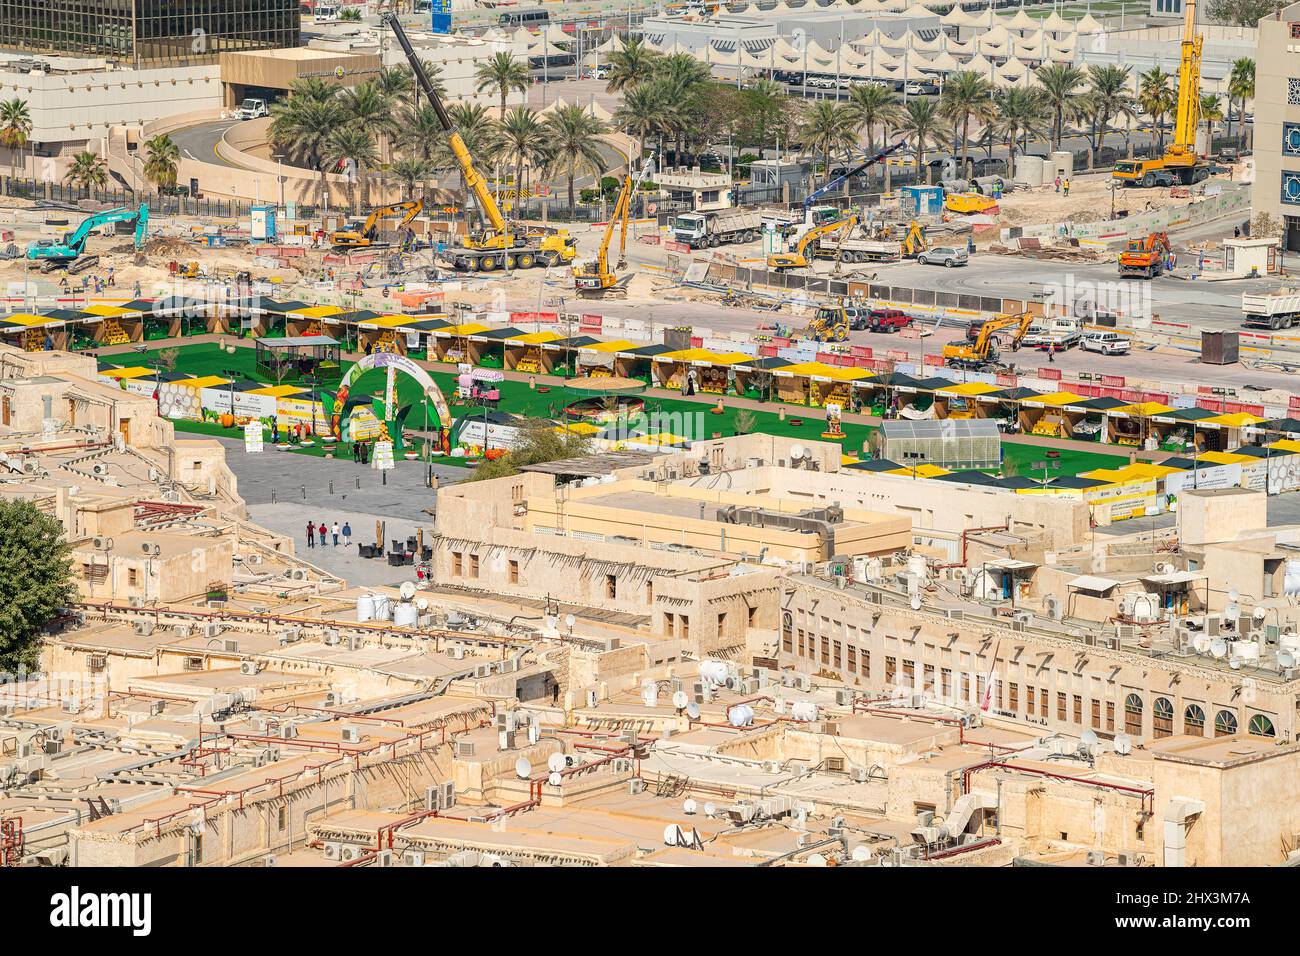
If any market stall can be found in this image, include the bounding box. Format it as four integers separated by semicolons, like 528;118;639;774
505;330;563;373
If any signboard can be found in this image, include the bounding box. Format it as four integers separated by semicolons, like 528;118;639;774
1164;463;1242;495
277;396;330;436
244;421;264;453
200;387;277;421
456;417;523;451
431;0;451;33
372;440;395;471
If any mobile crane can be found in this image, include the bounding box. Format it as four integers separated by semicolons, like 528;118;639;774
332;199;423;249
942;310;1034;371
1112;0;1207;188
26;204;148;273
768;215;855;271
573;153;655;298
382;13;576;271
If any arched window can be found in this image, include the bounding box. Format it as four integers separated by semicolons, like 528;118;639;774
1183;704;1205;737
1214;710;1238;737
1248;714;1277;738
1152;697;1174;738
1124;693;1143;736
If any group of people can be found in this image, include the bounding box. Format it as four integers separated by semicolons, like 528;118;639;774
271;421;316;444
306;520;352;549
1054;176;1072;196
352;440;376;465
58;268;115;294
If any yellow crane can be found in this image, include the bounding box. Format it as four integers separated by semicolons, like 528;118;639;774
382;13;576;271
942;311;1034;370
1112;0;1206;188
331;199;423;249
574;152;655;297
767;215;856;271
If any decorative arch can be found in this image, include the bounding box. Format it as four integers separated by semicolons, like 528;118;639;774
330;352;451;443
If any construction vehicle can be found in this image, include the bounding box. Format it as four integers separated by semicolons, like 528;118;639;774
26;203;148;273
767;215;855;271
573;152;655;298
942;311;1034;371
382;13;576;271
1118;232;1171;279
804;305;850;343
1242;289;1300;330
1112;0;1207;188
781;140;908;249
332;200;423;249
671;208;763;249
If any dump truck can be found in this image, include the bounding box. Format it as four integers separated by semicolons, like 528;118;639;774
671;209;763;249
814;232;903;263
1242;290;1300;330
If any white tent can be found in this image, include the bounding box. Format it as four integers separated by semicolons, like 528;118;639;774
878;0;909;11
902;3;932;17
923;49;961;73
596;33;627;54
967;7;997;29
1041;11;1072;35
941;5;975;26
1007;8;1038;32
964;52;997;79
1012;31;1046;60
910;31;942;52
542;24;569;44
511;27;533;45
1076;13;1104;33
976;34;1008;56
854;0;887;12
946;36;975;56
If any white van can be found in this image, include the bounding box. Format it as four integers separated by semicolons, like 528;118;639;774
1081;330;1131;355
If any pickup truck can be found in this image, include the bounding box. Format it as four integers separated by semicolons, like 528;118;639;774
671;210;762;249
849;307;912;332
233;98;269;120
1242;290;1300;330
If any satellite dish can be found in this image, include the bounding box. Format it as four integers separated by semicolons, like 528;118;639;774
1253;607;1268;622
1192;634;1211;654
851;845;873;863
790;444;805;460
399;581;416;601
544;614;557;630
910;593;922;611
683;798;697;815
671;690;688;710
547;753;567;773
1229;655;1243;670
548;771;562;787
1228;588;1240;603
807;853;827;866
514;758;531;779
1081;729;1098;748
1210;638;1228;659
1280;649;1296;668
686;701;701;720
415;598;429;612
564;614;576;629
1114;733;1132;755
703;802;717;817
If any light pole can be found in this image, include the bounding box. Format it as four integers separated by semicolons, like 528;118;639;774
274;152;286;212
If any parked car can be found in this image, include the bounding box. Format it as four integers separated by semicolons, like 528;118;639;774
585;66;609;79
850;307;912;332
1218;146;1239;162
917;246;968;267
232;98;269;120
1081;331;1131;355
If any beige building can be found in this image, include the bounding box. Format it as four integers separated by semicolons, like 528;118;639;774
1252;2;1300;250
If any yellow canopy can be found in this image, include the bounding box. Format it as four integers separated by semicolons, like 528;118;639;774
656;347;717;362
289;305;344;319
248;384;308;397
1196;450;1257;466
101;366;154;380
884;464;951;478
440;322;489;336
1115;401;1175;417
511;330;563;345
83;304;136;317
1;312;55;326
580;339;639;353
937;381;1001;397
174;375;230;389
1036;391;1084;406
1204;412;1266;428
1268;439;1300;454
362;314;422;329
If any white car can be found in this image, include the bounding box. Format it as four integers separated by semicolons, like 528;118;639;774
1080;331;1131;355
233;98;269;120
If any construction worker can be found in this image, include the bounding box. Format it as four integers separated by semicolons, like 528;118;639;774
1062;178;1071;196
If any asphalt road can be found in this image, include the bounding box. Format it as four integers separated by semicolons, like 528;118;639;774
171;118;242;169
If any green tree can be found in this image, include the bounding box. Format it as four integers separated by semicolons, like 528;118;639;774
899;98;948;185
994;87;1049;174
543;104;608;212
846;82;904;161
1227;57;1255;150
940;70;995;178
339;6;362;20
374;65;416;106
496;106;548;211
402;103;446;162
0;97;32;187
614;83;663;169
1199;92;1225;150
468;420;592;481
142;134;180;189
64;151;107;192
327;126;378;213
741;77;791;149
1035;63;1087;151
1081;64;1134;168
428;103;502;225
475;51;530;117
0;499;74;672
1139;67;1176;153
1206;0;1286;25
337;80;395;204
798;100;858;186
270;91;342;204
391;156;433;204
604;36;661;94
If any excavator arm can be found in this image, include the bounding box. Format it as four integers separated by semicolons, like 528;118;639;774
382;13;506;238
794;215;856;261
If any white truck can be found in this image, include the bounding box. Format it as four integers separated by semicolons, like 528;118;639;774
671;209;763;249
233;98;269;120
814;232;901;263
1242;290;1300;330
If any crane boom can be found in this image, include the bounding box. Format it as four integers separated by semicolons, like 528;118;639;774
1169;0;1202;160
803;139;906;211
381;12;507;237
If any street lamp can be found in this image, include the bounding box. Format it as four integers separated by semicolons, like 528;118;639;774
274;152;286;212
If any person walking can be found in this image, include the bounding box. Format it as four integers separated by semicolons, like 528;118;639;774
1048;342;1056;363
331;521;340;546
1062;178;1070;197
342;522;352;547
352;440;360;463
306;521;316;549
318;521;328;546
1054;175;1061;193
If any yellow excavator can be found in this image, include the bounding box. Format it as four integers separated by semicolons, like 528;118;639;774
383;13;576;271
1112;0;1206;188
942;311;1034;371
804;305;850;343
574;152;655;297
331;200;423;249
768;215;856;271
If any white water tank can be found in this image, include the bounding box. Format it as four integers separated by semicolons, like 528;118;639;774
728;704;755;728
372;594;392;622
907;554;929;580
393;602;418;627
1284;559;1300;595
1015;155;1044;186
356;593;376;623
791;701;819;722
1120;591;1160;624
699;660;729;685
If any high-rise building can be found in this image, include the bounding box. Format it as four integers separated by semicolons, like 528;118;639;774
0;0;300;68
1253;3;1300;251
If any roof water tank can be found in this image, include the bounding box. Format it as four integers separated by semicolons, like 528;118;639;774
393;602;418;628
1284;559;1300;595
728;704;755;728
699;660;729;685
356;593;375;623
372;594;392;622
791;701;819;722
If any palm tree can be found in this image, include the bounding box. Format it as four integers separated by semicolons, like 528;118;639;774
1034;63;1086;152
1227;57;1254;151
338;80;395;203
743;77;789;149
270;95;341;204
994;87;1049;178
604;36;661;94
475;51;530;117
899;98;948;185
284;76;337;106
391;156;433;205
846;82;903;165
542;104;607;212
1082;64;1134;168
0;97;32;188
613;84;661;171
497;106;547;211
402;103;446;162
940;71;994;179
798;101;858;186
429;103;502;223
142;134;180;190
374;65;416;106
327;126;378;213
1199;93;1224;153
64;151;107;194
1138;67;1175;153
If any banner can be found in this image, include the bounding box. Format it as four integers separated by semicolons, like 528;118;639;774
244;421;264;453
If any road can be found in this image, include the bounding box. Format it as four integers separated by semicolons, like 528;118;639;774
171;119;242;169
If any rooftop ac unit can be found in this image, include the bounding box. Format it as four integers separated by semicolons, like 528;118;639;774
323;842;342;861
222;639;240;653
339;846;361;862
322;629;340;646
835;688;855;707
239;660;259;676
376;850;394;867
278;723;296;739
628;778;646;794
850;767;870;783
612;758;633;774
202;623;222;639
1087;850;1105;866
133;620;155;637
403;849;426;868
347;636;363;651
341;727;360;744
473;664;492;679
455;741;475;758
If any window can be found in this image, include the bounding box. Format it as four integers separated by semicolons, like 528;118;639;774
1026;684;1035;716
1073;695;1083;725
1284;122;1300;157
885;656;896;685
605;574;617;599
847;645;857;673
1091;699;1101;729
1124;693;1143;736
128;568;139;587
860;650;869;677
680;617;689;641
1214;710;1238;737
1248;714;1276;738
1040;689;1048;716
277;806;287;831
1153;697;1174;738
1008;682;1019;712
1290;77;1300;106
783;629;794;654
1106;701;1115;732
469;554;479;578
942;668;953;699
1184;704;1205;736
717;612;728;635
833;641;842;669
902;659;915;686
748;606;758;627
451;552;463;576
797;629;806;656
508;560;519;585
647;580;654;604
923;663;934;691
1057;692;1067;722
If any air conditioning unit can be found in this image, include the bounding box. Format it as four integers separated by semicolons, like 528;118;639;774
239;660;259;676
278;723;296;739
323;842;342;861
455;741;475;758
133;620;155;637
1087;850;1105;866
347;636;363;651
322;629;340;646
403;849;426;867
849;767;870;783
945;609;964;620
473;664;492;679
1116;853;1134;867
222;638;240;654
628;778;646;794
339;846;362;862
762;760;782;774
449;645;465;660
835;688;855;707
612;758;632;774
174;623;193;638
202;623;222;639
376;850;394;867
341;727;361;744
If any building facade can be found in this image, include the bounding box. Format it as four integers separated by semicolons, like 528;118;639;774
1252;2;1300;250
0;0;300;67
